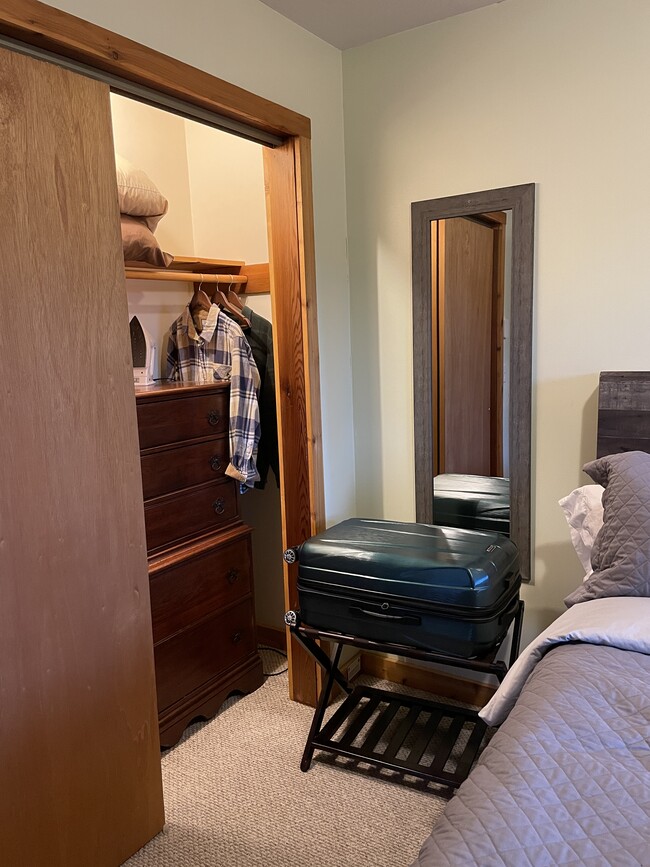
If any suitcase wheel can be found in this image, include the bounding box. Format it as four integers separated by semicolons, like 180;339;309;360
283;547;299;564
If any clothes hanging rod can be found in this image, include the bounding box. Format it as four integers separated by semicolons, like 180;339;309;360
125;269;248;285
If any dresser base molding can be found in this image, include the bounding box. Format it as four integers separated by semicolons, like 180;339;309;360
158;654;264;748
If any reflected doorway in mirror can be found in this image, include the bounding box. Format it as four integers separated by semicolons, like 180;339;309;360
432;212;510;478
412;184;535;581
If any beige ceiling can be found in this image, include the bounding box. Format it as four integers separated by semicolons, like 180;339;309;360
258;0;505;50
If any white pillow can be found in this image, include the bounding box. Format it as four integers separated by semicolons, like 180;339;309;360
559;484;604;577
115;154;168;231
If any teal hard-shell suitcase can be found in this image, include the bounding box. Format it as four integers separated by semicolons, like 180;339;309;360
291;518;520;657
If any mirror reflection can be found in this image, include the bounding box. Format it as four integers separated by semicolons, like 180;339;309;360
412;184;534;578
431;212;511;537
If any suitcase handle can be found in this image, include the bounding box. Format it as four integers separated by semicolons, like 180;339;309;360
349;606;421;626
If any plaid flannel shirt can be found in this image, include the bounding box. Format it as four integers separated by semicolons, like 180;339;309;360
166;305;261;487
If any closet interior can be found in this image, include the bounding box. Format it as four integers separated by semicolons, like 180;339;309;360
111;94;286;746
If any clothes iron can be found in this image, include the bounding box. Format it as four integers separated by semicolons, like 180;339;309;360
129;316;157;386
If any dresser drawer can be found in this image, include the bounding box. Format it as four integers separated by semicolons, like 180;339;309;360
154;598;256;712
137;389;228;449
141;437;229;501
150;531;252;643
144;478;238;553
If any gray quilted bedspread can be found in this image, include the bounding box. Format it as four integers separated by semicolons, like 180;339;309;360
412;643;650;866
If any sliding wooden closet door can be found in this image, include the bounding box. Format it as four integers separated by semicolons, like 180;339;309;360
0;47;163;866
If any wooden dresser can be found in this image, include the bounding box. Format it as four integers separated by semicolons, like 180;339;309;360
135;381;264;748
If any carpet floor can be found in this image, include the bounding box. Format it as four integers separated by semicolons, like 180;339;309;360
123;651;454;867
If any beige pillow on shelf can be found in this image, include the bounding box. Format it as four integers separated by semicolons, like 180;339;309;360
121;216;173;268
115;154;168;232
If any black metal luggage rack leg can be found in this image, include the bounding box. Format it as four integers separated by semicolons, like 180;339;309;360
285;600;524;793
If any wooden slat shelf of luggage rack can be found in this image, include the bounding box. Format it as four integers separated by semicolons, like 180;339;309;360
285;599;524;794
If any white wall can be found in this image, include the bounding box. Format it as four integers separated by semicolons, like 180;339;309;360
49;0;355;526
185;123;268;264
343;0;650;643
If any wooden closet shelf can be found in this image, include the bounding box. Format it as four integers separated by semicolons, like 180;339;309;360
125;268;247;285
125;259;271;294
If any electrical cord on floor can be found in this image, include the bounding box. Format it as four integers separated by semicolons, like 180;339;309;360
258;645;289;677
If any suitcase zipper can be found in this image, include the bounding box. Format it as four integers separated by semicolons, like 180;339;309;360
298;577;521;622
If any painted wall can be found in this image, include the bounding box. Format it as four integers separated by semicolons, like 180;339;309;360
185;123;268;265
50;0;355;526
343;0;650;643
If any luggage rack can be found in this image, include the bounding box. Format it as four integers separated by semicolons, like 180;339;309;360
286;600;524;793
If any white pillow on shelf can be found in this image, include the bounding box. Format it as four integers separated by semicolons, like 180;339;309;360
559;484;605;578
115;154;168;232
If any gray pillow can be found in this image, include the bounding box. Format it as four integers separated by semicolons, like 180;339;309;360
565;451;650;607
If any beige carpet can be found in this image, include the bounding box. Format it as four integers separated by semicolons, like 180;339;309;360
124;652;453;867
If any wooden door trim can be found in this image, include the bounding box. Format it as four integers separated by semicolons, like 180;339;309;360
0;0;322;704
0;0;310;139
412;184;535;580
263;139;323;704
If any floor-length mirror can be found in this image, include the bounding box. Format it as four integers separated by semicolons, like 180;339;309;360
412;184;535;580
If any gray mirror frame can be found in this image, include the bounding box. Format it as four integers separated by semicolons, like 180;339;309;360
412;183;535;580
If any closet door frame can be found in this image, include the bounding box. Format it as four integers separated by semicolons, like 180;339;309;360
0;0;324;706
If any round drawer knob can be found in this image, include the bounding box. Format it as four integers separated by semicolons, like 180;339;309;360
210;455;222;472
207;410;221;427
231;631;242;644
213;498;226;515
227;569;239;585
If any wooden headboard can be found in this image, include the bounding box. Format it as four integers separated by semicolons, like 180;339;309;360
597;371;650;457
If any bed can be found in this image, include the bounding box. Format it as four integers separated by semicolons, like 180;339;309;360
412;372;650;867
